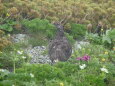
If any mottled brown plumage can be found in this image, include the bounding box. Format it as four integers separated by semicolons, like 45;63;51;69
49;22;72;63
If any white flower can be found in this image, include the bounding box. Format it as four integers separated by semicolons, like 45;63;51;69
0;69;5;72
79;64;86;69
22;56;26;59
30;73;34;78
17;50;23;55
12;85;15;86
100;67;109;73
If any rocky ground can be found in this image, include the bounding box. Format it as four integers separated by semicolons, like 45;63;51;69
25;46;51;64
11;34;90;64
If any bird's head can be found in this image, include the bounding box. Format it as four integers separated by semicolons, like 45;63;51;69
53;22;64;32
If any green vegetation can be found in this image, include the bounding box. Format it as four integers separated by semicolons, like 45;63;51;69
86;29;115;49
0;0;115;31
0;43;115;86
0;0;115;86
22;18;56;39
70;23;86;39
0;30;11;51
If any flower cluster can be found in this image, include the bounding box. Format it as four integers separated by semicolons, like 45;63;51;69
59;82;64;86
104;51;108;55
17;50;27;59
76;55;90;61
100;67;109;73
101;58;106;62
30;73;34;78
79;64;86;69
22;56;26;59
17;50;23;55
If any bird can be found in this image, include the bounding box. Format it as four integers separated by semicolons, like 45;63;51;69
48;22;72;63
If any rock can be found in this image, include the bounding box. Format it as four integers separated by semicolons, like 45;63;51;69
25;46;51;64
11;34;28;43
11;34;51;64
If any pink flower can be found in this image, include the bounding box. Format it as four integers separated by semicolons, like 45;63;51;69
82;55;90;61
76;55;90;61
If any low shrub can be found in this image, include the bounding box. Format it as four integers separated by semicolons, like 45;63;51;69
22;18;56;39
65;32;75;45
0;30;11;51
0;19;17;32
0;58;115;86
0;46;30;72
86;29;115;50
70;23;87;40
16;64;65;81
102;29;115;49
